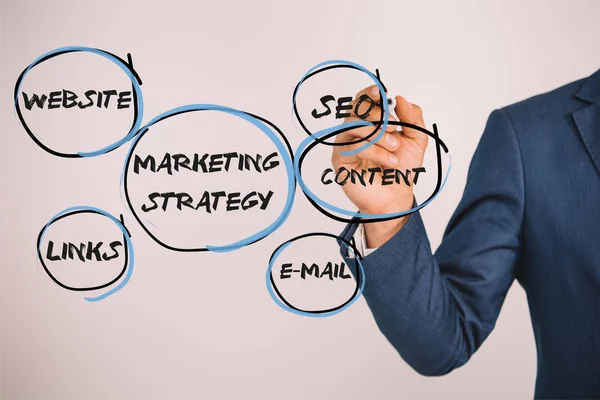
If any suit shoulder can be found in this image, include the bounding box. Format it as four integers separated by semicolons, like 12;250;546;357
500;76;587;129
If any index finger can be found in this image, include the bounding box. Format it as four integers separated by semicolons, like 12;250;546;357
354;85;384;103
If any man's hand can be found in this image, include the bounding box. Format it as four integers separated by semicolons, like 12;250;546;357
331;85;428;248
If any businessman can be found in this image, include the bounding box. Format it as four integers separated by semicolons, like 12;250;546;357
334;69;600;399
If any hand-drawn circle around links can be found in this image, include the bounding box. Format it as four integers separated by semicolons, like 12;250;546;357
14;46;144;158
295;120;451;223
292;60;389;153
266;232;365;317
122;104;296;253
36;206;134;302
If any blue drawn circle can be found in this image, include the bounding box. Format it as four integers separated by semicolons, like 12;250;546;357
266;235;365;318
14;46;144;157
294;121;452;221
122;104;296;253
292;60;389;157
36;206;134;302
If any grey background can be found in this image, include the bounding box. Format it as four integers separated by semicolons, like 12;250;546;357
2;0;600;399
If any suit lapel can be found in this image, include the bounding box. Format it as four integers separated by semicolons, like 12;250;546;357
573;69;600;176
573;103;600;176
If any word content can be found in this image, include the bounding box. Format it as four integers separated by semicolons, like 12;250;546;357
321;167;426;186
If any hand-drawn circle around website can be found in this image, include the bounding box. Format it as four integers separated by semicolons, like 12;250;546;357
14;46;144;158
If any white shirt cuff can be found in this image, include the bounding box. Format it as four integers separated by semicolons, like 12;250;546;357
348;223;379;257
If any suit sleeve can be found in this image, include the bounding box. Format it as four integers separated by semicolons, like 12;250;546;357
340;108;524;376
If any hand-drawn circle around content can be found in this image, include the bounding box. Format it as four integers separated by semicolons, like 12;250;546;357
295;120;451;223
36;206;134;302
122;104;296;253
292;60;389;154
14;46;144;158
266;232;365;317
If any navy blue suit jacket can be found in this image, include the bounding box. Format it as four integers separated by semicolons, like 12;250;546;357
341;69;600;399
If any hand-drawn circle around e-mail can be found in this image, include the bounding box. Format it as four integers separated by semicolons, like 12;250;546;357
266;232;365;317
